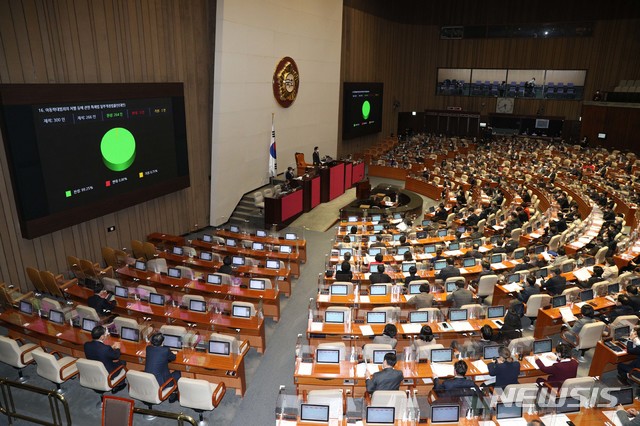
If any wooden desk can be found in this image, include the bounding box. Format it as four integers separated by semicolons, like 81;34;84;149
215;230;307;263
266;188;305;230
64;284;267;353
404;176;443;201
589;340;636;376
147;232;186;250
115;266;281;320
533;296;615;339
0;310;249;395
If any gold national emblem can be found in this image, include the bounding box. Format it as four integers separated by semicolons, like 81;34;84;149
273;57;299;108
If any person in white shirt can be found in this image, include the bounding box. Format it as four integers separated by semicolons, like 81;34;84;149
603;256;619;280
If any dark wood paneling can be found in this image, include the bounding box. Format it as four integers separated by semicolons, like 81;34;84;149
581;104;640;152
0;0;214;290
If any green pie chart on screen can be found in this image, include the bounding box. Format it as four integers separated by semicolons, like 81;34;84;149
101;127;136;172
362;100;371;120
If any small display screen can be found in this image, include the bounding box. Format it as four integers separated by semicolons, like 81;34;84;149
431;405;459;423
48;309;64;324
149;293;165;306
189;299;206;312
366;407;395;424
483;345;504;360
533;339;552;354
208;340;231;355
162;334;182;349
300;404;330;422
232;305;251;318
552;295;566;308
135;261;146;271
121;326;140;342
200;251;213;261
207;274;221;284
463;258;476;267
330;285;348;295
167;267;181;278
172;246;183;256
370;285;387;295
488;306;505;318
431;348;453;363
266;260;280;269
449;308;467;321
324;311;345;323
249;279;266;290
496;403;523;420
316;348;340;363
82;318;97;332
367;312;386;323
373;349;395;364
409;311;429;323
115;285;128;298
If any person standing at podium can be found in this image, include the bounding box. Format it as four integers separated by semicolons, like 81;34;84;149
312;146;321;166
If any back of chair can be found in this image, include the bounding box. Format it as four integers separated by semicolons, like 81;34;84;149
178;378;217;411
500;383;539;404
160;325;188;340
317;342;346;361
77;358;111;391
213;273;232;285
559;377;595;402
371;306;400;322
31;351;61;383
524;294;551;317
101;277;120;293
181;246;197;257
146;258;167;274
507;336;534;353
370;390;407;420
0;336;23;367
102;396;134;426
417;343;444;361
209;332;240;354
137;284;157;297
77;305;101;321
26;267;47;294
307;389;344;419
576;321;606;350
250;278;273;290
362;344;393;362
231;301;256;317
127;370;161;404
131;240;145;259
101;247;118;269
113;317;140;336
41;297;63;314
610;315;640;329
477;275;498;297
182;294;205;309
594;246;608;265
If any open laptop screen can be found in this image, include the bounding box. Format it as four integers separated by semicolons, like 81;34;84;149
82;318;97;332
533;338;552;354
431;405;460;423
300;404;330;423
232;305;252;318
487;306;505;318
373;350;395;364
367;312;386;324
431;348;453;363
162;334;182;350
48;309;64;324
496;403;523;420
315;349;340;364
366;407;395;424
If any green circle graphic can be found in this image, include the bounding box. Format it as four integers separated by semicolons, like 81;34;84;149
362;100;371;120
101;127;136;172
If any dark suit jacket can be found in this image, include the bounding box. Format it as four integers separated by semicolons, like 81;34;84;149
218;264;233;275
434;376;475;391
335;271;353;282
437;266;460;281
407;293;434;309
84;340;123;373
513;262;534;273
404;275;421;286
88;294;116;316
542;275;566;295
488;360;520;388
312;151;320;165
365;367;403;393
535;358;578;388
145;345;177;385
370;272;392;284
517;285;540;303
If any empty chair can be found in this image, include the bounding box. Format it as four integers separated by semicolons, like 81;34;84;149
178;378;226;425
77;305;101;322
510;228;522;241
0;283;33;308
182;294;206;309
548;235;562;253
176;265;195;280
127;370;178;419
40;270;76;299
40;297;64;315
101;247;119;269
561;287;581;302
610;315;640;329
77;358;127;407
131;240;145;259
476;274;498;304
160;325;188;340
507;336;534;354
101;395;134;426
325;306;351;323
209;333;247;355
142;242;158;260
561;321;606;362
31;350;79;394
67;255;86;282
417;343;444;361
460;303;484;318
26;267;48;295
307;389;344;420
113;316;151;341
147;258;168;274
0;336;42;382
209;273;232;285
524;294;551;330
263;188;274;198
181;246;197;257
101;277;121;293
370;390;407;419
81;258;115;279
254;192;265;212
363;344;393;362
594;246;608;265
137;284;158;298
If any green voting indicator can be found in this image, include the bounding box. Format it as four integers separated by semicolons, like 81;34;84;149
101;127;136;172
361;100;371;120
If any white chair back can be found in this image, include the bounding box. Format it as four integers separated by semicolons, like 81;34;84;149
362;344;393;362
307;389;344;419
524;294;551;317
127;370;163;404
371;390;407;420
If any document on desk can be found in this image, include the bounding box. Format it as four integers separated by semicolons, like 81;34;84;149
559;307;577;323
297;362;313;376
478;246;490;253
539;414;574;426
363;273;371;280
450;321;474;332
526;354;555;368
602;410;624;426
401;323;423;334
471;359;489;374
317;294;330;302
444;250;464;256
359;325;375;336
359;295;370;304
430;363;455;377
573;267;591;281
404;294;416;302
502;283;523;292
491;262;507;269
494;419;528;426
310;322;324;332
356;363;380;377
393;255;404;262
459;267;468;274
530;232;542;238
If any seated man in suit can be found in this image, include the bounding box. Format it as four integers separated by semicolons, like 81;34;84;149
541;268;566;295
446;280;474;308
404;266;421;286
517;276;540;303
145;333;181;403
335;261;353;282
370;264;392;284
218;255;233;275
626;285;640;312
84;325;127;393
406;283;434;309
436;258;460;281
434;360;475;391
578;265;604;289
88;282;116;317
617;329;640;385
365;352;404;393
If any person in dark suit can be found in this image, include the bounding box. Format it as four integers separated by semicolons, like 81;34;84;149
406;283;434;309
465;209;481;227
447;280;475;308
488;346;520;388
218;255;233;275
618;329;640;385
534;343;578;388
434;360;475;391
500;304;523;340
144;333;181;403
605;294;635;324
88;282;116;317
578;265;604;289
335;261;353;282
365;352;404;393
541;268;566;295
616;406;640;426
370;264;392;284
404;266;421;286
477;261;493;277
436;258;460;281
513;255;535;273
626;285;640;312
517;276;540;303
312;146;321;166
467;244;483;259
84;325;126;393
285;167;295;181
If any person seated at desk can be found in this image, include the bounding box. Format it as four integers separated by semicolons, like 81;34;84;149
88;282;116;317
488;346;520;389
365;253;384;273
603;294;635;324
447;280;474;308
603;256;619;280
398;235;410;247
468;226;483;240
465;209;481;227
84;325;127;393
335;261;353;282
517;276;540;303
218;255;233;275
415;325;437;348
404;266;421;286
145;333;180;403
501;304;523;339
406;283;434;309
403;251;414;262
373;324;398;349
562;304;597;347
503;212;522;234
617;328;640;385
626;285;640;312
434;360;475;391
541;268;566;296
285;166;295;182
513;255;536;273
369;237;386;249
467;244;483;260
477;261;493;278
433;204;448;222
365;352;403;393
462;325;498;357
578;265;604;289
370;264;392;284
616;406;640;426
436;258;460;281
534;343;578;388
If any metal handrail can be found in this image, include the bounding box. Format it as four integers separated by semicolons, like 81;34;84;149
0;377;72;425
133;407;197;425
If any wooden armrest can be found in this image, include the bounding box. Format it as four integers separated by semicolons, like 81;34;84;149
20;345;41;365
628;368;640;385
211;382;226;408
54;274;64;282
48;350;62;359
239;340;250;355
560;329;579;347
99;266;114;277
58;278;77;290
59;359;79;381
107;365;127;388
158;377;178;401
14;292;34;303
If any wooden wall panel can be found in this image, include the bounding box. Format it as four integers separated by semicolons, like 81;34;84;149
0;0;214;291
339;5;640;155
